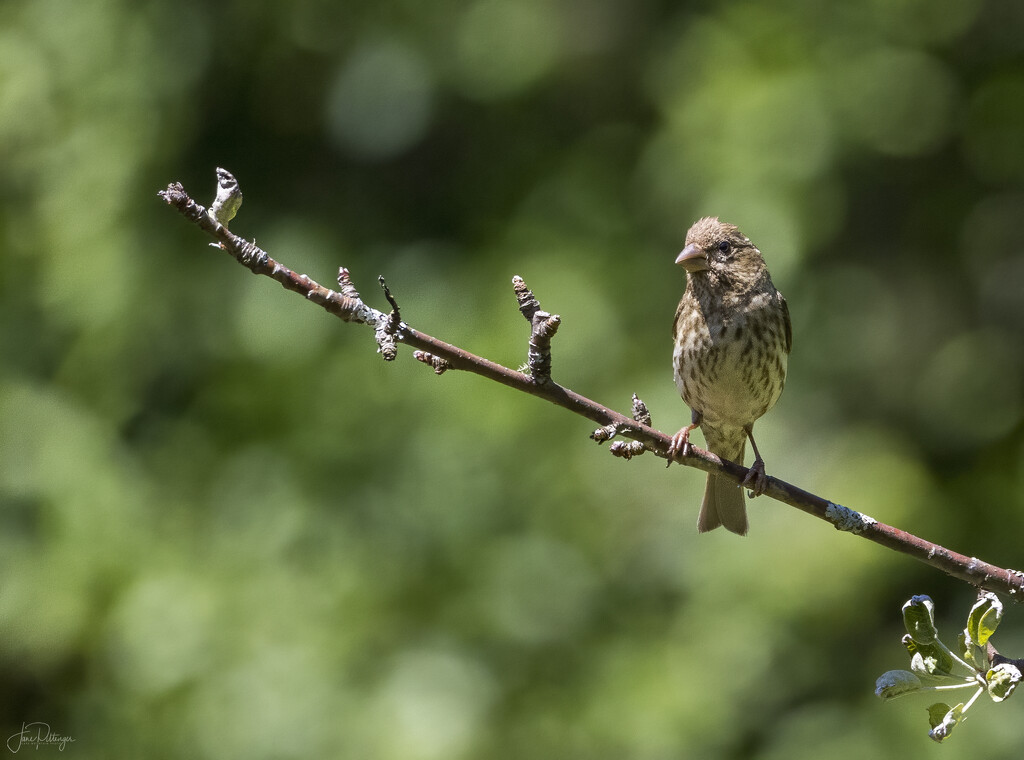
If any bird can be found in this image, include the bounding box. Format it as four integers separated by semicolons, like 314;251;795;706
668;217;792;535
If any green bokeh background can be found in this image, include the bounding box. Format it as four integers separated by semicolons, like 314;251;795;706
2;0;1023;756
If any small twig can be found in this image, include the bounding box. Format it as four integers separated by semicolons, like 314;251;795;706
413;350;451;375
375;276;401;361
337;267;361;300
159;173;1024;600
528;312;560;383
512;275;541;321
378;275;400;320
631;394;652;427
610;440;646;459
593;395;651;445
511;275;560;384
598;394;652;458
614;395;653;458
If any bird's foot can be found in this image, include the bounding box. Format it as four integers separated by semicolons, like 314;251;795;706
742;457;769;497
667;425;696;466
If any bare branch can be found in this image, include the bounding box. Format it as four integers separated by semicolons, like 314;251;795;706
159;176;1024;600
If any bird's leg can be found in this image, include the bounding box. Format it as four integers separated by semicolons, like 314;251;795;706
742;425;769;496
667;409;703;465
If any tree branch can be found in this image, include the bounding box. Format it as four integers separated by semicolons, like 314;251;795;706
159;175;1024;600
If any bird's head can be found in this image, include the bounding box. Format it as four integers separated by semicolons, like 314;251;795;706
676;217;765;283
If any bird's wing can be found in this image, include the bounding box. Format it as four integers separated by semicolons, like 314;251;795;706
672;297;686;338
780;293;792;354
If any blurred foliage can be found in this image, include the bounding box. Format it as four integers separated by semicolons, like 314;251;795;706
1;0;1023;757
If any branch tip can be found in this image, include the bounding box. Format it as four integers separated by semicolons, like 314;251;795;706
158;182;187;206
413;350;451;375
378;276;400;318
591;423;619;443
609;440;646;460
511;275;558;381
337;268;362;300
527;310;560;383
375;276;401;361
512;275;541;321
631;394;652;426
159;182;207;224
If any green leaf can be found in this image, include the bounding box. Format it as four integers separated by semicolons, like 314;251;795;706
986;662;1022;702
875;670;922;700
966;592;1002;647
956;631;969;662
926;702;951;728
958;630;986;671
927;702;964;743
908;642;954;677
903;595;938;645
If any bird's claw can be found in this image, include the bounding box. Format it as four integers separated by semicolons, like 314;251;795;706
742;457;769;497
666;428;693;466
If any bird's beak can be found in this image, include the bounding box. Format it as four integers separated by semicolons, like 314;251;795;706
675;243;709;273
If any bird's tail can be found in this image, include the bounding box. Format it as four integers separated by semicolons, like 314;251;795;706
697;429;747;535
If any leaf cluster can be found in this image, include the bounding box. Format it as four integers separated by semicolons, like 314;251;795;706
876;594;1021;742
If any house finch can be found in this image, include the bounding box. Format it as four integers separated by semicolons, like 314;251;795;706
669;217;792;535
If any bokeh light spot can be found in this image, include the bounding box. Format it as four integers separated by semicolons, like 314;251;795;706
453;0;559;101
914;330;1023;448
831;48;957;156
371;648;496;760
326;39;434;161
480;535;598;644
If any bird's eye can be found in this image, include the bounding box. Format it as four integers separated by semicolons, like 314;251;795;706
718;240;731;254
